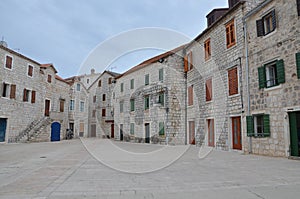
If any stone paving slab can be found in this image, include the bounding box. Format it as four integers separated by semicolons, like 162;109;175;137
0;138;300;198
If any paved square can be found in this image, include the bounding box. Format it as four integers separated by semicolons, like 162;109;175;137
0;139;300;198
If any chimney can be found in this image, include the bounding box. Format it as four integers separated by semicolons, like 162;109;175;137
228;0;241;8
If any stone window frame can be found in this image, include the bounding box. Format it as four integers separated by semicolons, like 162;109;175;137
204;38;211;61
4;54;13;70
225;19;236;49
27;64;34;77
184;51;193;72
258;59;285;89
1;82;16;99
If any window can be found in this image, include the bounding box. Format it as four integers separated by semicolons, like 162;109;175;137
2;83;16;99
102;94;106;101
93;95;96;103
47;75;52;83
102;109;106;117
159;122;165;136
295;52;300;79
120;101;124;113
69;100;75;111
92;110;96;118
208;119;215;147
31;90;36;104
188;85;193;106
144;95;150;110
87;79;89;84
258;60;285;89
145;74;149;85
80;101;85;112
23;89;31;102
108;77;112;84
121;83;124;92
184;51;193;72
204;38;211;61
28;65;33;77
76;83;81;91
206;78;212;102
59;99;64;112
5;55;12;69
98;80;101;87
256;10;276;37
228;67;238;95
130;79;134;89
225;19;236;48
246;114;270;137
130;99;135;112
159;68;164;82
158;93;164;106
130;123;135;135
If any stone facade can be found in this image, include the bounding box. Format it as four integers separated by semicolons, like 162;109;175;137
244;0;300;157
113;47;186;145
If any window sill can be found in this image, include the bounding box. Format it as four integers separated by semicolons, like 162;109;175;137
264;84;282;92
262;29;277;39
228;93;240;98
206;100;213;104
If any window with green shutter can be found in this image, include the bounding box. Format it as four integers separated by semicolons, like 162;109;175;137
159;68;163;82
121;83;124;92
247;114;271;137
296;52;300;79
130;79;134;89
130;99;135;112
145;74;149;85
159;122;165;136
158;92;164;106
258;60;285;89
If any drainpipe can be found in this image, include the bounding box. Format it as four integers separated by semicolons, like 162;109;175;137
183;49;188;145
243;19;252;153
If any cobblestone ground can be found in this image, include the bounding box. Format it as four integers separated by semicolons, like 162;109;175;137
0;139;300;199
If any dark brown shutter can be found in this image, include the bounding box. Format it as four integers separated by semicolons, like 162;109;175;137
28;65;33;76
297;0;300;16
184;55;188;72
31;90;36;103
23;89;27;101
6;56;12;69
256;19;264;37
188;86;193;106
10;84;16;99
189;52;193;70
2;82;6;97
206;79;212;101
228;67;238;95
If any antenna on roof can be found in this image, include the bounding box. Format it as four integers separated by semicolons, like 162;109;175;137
0;36;8;48
108;66;117;72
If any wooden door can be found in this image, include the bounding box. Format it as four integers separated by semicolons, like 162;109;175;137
208;119;214;147
145;123;150;143
232;116;242;150
189;121;195;145
289;112;300;157
44;99;50;116
111;124;114;138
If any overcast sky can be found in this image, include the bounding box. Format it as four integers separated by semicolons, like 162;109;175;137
0;0;228;78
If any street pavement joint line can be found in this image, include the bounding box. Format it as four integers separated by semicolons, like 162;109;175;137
246;188;265;199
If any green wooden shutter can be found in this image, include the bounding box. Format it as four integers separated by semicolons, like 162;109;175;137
276;59;285;84
246;116;254;137
289;112;299;156
263;114;270;137
296;52;300;79
258;66;266;89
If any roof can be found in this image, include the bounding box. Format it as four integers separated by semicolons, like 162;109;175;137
186;1;245;49
55;75;68;83
117;44;186;79
0;45;40;65
40;63;58;73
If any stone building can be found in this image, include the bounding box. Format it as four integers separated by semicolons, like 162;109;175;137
113;46;186;145
0;44;70;143
243;0;300;157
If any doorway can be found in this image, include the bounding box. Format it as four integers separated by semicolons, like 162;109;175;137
289;111;300;157
91;124;96;137
111;124;114;138
208;119;214;147
0;118;7;142
232;116;242;150
145;123;150;143
120;124;123;141
189;121;195;145
51;122;61;141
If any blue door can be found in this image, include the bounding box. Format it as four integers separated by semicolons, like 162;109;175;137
51;122;61;142
0;118;7;142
